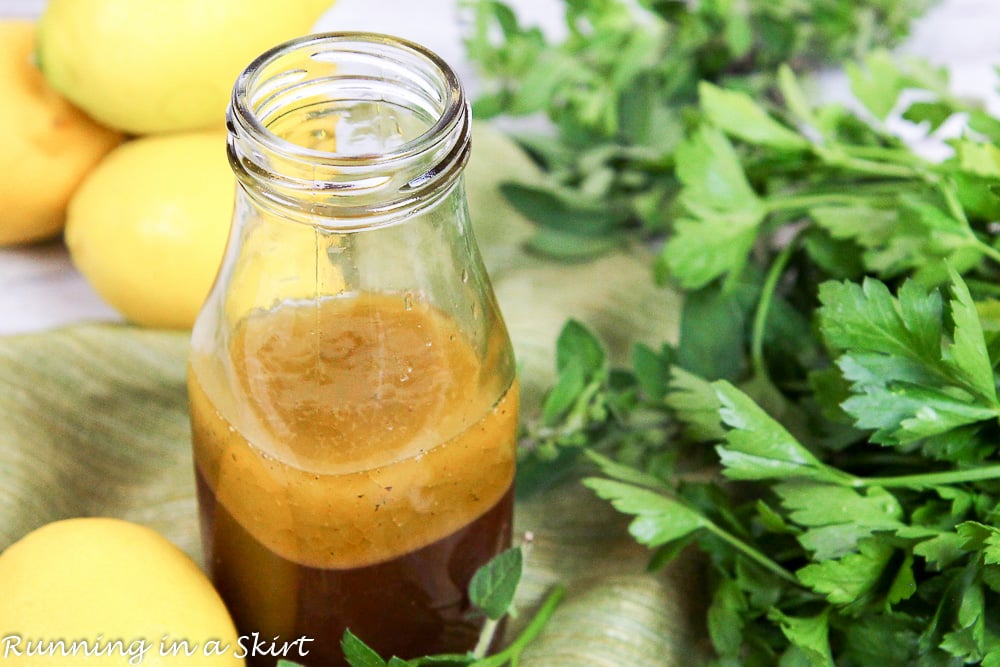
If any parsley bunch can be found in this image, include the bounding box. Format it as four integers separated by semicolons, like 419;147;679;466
509;49;1000;665
465;0;935;258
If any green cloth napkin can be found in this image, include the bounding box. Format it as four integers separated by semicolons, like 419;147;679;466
0;124;702;665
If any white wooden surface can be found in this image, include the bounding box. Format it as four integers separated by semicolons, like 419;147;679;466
1;0;998;334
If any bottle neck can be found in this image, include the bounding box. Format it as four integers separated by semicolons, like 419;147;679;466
226;32;471;230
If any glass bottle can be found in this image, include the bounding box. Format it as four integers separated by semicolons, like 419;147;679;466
188;33;518;667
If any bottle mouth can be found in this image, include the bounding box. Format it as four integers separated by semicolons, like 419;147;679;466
228;32;471;227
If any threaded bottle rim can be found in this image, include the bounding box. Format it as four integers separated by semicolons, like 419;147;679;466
227;32;471;228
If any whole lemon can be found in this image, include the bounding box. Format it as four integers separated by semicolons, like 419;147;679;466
0;20;120;246
66;132;233;329
0;518;240;666
36;0;334;135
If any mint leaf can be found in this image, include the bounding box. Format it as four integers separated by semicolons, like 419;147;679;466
410;657;474;666
499;182;625;240
632;342;672;401
387;659;417;667
699;81;809;150
556;319;606;376
342;630;387;667
583;478;707;547
712;381;845;483
541;358;586;426
469;546;523;620
525;227;622;259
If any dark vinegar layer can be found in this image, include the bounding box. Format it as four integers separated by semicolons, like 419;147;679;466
196;468;513;667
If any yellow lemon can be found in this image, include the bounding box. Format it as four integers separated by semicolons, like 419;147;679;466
0;518;240;666
36;0;334;135
66;132;233;329
0;20;120;246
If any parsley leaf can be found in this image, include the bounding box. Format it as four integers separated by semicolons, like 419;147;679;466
699;81;810;150
583;478;707;547
713;381;847;484
767;608;835;667
774;482;903;559
796;537;893;604
661;127;767;290
819;274;1000;446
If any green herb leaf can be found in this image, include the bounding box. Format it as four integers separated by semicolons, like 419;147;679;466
586;450;669;490
674;126;760;212
583;478;707;547
846;50;906;120
660;210;766;290
499;182;624;235
632;342;672;401
666;367;726;441
819;278;942;363
774;482;903;559
342;630;387;667
673;281;756;381
387;658;417;667
713;381;846;483
556;319;607;376
796;538;893;604
820;275;1000;445
707;577;747;657
699;81;809;150
767;608;835;667
913;531;970;570
469;547;524;620
662;127;767;289
945;265;999;404
957;522;1000;565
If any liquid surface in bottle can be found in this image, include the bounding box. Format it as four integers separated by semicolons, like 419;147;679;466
189;293;517;666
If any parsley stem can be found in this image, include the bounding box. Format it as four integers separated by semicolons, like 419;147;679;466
854;465;1000;489
473;584;566;667
473;619;501;659
705;523;799;585
814;147;931;181
973;238;1000;266
765;193;864;212
751;230;802;379
839;144;935;168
